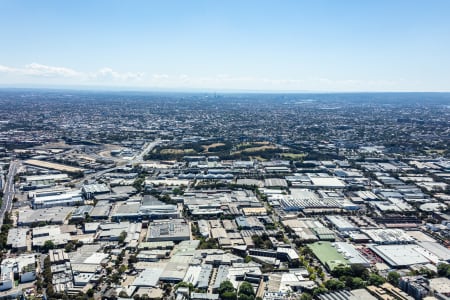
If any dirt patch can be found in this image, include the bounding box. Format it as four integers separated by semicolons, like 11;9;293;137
237;145;277;154
201;143;225;152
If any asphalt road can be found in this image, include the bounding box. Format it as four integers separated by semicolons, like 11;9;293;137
0;160;19;227
75;139;160;187
132;138;161;164
77;166;119;186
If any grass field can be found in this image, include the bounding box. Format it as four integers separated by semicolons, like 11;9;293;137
281;153;307;160
160;148;196;154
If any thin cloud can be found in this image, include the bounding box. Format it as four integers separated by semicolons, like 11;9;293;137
0;63;80;78
0;62;407;91
24;63;81;77
92;68;144;81
0;65;18;73
0;63;144;82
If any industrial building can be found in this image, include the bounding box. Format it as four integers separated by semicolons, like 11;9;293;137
32;225;71;249
89;201;111;219
18;206;73;226
81;183;110;199
308;242;349;271
317;289;376;300
132;268;164;288
249;247;299;262
21;173;69;190
278;189;342;212
332;242;370;267
97;222;142;243
70;205;94;221
32;189;83;208
326;215;359;232
0;254;36;291
111;198;179;221
147;219;190;242
368;244;431;268
6;227;28;251
361;229;415;244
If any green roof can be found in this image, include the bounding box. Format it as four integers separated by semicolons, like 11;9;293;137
308;242;349;271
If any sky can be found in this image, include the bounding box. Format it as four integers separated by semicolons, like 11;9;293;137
0;0;450;92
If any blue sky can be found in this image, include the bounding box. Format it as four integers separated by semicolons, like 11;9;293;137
0;0;449;91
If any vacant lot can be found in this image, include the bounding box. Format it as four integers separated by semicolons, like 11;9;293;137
24;159;84;173
201;143;225;152
237;145;278;153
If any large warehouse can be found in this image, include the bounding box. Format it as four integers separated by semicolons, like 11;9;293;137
368;244;431;268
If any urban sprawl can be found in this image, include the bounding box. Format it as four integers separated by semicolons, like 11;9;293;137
0;90;449;300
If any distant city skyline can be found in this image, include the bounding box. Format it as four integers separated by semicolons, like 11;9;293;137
1;0;450;92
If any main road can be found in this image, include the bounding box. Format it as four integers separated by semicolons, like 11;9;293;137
74;138;161;187
1;160;20;227
131;138;161;164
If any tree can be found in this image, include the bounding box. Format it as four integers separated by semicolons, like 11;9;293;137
251;234;272;249
118;231;127;244
318;268;325;280
350;277;365;289
300;293;313;300
289;259;300;268
274;231;284;242
111;272;122;285
222;291;237;300
219;280;237;300
43;240;55;252
219;281;235;294
176;281;194;292
86;289;94;297
163;283;172;296
173;187;184;195
119;291;129;297
351;264;370;280
312;286;328;296
128;254;138;265
63;240;80;252
36;277;43;289
238;281;255;298
387;271;401;286
133;176;145;192
368;273;386;286
410;266;436;278
324;279;345;291
198;238;218;249
437;263;450;278
118;265;127;274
